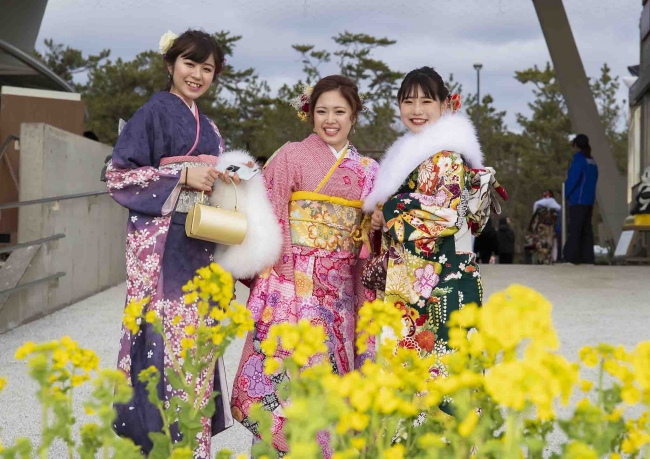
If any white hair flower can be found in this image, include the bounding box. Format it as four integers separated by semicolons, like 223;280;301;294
159;30;178;55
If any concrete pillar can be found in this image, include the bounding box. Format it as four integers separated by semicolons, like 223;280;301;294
533;0;627;243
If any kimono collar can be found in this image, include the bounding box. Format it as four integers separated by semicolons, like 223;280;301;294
362;113;484;212
328;141;349;159
169;91;196;113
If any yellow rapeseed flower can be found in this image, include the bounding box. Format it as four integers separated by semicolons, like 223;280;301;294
172;315;182;326
0;376;7;392
71;374;89;387
184;325;196;336
579;346;599;368
384;444;405;459
632;342;650;391
622;428;650;454
565;441;597;459
15;341;35;360
579;379;594;392
606;407;624;422
264;358;281;375
350;437;366;451
458;411;480;437
210;307;227;321
622;385;641;405
170;446;193;459
181;338;195;350
145;310;157;323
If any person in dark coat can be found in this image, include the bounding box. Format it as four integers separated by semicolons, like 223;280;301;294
497;216;515;264
474;218;499;263
563;134;598;264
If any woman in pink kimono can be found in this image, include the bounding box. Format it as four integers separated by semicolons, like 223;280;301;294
230;75;378;456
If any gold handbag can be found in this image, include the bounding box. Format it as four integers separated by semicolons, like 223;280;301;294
185;181;248;245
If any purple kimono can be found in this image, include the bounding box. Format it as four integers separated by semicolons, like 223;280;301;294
106;91;232;457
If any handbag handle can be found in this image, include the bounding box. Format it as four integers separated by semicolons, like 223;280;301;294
199;180;239;211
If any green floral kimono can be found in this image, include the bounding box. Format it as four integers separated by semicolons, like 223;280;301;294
382;151;482;373
363;114;506;414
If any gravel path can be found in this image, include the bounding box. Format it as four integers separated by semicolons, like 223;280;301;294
0;265;648;457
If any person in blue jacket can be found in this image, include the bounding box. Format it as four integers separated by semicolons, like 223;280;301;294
564;134;598;264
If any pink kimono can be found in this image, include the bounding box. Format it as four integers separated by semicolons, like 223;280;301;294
230;134;378;455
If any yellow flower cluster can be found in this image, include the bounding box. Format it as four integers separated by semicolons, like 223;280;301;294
445;285;577;420
355;298;402;354
15;336;100;388
122;296;150;335
261;320;328;374
0;376;7;392
580;342;650;406
182;263;234;306
323;345;437;436
137;263;253;359
622;412;650;454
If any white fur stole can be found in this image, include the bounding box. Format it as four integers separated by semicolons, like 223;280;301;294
209;150;282;279
363;114;484;212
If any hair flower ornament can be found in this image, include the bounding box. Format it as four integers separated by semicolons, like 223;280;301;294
448;93;462;114
289;84;313;122
159;30;178;56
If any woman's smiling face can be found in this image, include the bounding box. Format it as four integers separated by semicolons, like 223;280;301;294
168;54;216;105
399;84;445;133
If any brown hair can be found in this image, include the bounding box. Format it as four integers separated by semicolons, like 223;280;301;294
163;30;225;91
308;75;364;125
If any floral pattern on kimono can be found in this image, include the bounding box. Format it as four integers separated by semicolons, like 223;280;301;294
106;91;231;457
526;206;559;265
230;135;378;456
382;150;482;412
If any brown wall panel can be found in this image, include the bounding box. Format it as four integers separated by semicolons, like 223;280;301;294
0;93;85;244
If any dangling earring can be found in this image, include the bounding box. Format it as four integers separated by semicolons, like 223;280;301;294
313;128;316;133
352;125;356;135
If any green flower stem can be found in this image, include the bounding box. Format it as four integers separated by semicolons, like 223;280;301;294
156;402;172;446
504;411;517;459
39;386;48;459
192;351;219;415
597;359;604;407
160;331;189;390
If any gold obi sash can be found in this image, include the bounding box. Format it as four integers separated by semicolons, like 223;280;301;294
289;191;368;254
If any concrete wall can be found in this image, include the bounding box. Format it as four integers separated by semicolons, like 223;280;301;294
0;123;127;333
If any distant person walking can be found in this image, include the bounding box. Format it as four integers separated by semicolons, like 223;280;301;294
526;190;560;264
497;216;515;264
564;134;598;265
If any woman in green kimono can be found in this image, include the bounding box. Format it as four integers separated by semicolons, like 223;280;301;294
364;67;506;412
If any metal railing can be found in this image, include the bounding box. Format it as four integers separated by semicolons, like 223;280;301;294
0;191;108;211
0;234;65;255
0;273;66;297
0;190;109;296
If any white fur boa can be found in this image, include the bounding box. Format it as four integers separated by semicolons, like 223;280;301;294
363;114;484;212
209;150;282;279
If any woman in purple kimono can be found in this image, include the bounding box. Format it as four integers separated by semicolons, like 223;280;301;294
105;30;235;457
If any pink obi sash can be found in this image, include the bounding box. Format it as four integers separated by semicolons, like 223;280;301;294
159;154;218;167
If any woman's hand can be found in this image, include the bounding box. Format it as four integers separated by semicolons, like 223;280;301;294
215;161;256;185
185;167;219;192
371;208;386;231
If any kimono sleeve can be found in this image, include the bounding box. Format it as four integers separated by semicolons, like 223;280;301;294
383;154;463;244
262;145;299;281
105;105;183;217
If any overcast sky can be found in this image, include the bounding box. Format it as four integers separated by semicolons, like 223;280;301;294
36;0;640;132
